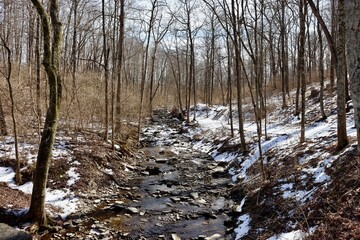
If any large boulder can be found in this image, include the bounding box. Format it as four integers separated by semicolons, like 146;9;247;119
0;223;32;240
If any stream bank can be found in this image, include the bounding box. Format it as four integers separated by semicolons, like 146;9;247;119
37;109;240;239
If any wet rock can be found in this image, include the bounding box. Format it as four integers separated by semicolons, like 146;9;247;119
155;158;168;164
210;166;224;172
205;233;222;240
167;158;178;165
72;219;82;225
141;171;150;176
211;167;229;178
121;163;137;171
178;127;189;134
171;190;181;196
211;197;225;210
190;192;199;199
170;197;181;202
180;196;190;201
0;223;32;240
197;198;207;204
171;233;181;240
110;203;139;214
127;207;139;214
166;202;174;207
202;211;218;219
145;166;161;175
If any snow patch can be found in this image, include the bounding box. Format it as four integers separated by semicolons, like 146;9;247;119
234;214;251;239
67;167;80;186
267;230;307;240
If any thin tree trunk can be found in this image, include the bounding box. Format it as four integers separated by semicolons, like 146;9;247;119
317;0;326;120
115;0;125;135
239;48;265;181
35;17;42;139
149;44;158;118
27;0;62;227
0;96;7;136
0;37;21;184
137;0;156;140
233;0;246;152
71;0;78;97
102;0;109;141
330;0;336;92
299;0;306;143
280;0;287;108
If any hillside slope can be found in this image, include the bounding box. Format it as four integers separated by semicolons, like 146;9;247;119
183;85;360;239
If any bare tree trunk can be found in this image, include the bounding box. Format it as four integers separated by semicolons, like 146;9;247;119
102;0;109;141
137;0;156;140
167;41;184;119
71;0;78;97
26;0;62;227
233;0;246;152
226;32;234;137
330;0;336;92
0;96;7;136
336;0;348;149
307;0;348;149
115;0;125;135
149;44;158;118
148;12;172;117
345;0;360;152
317;0;326;120
35;17;42;139
280;0;288;108
238;45;266;180
0;37;21;184
299;0;306;143
191;39;196;122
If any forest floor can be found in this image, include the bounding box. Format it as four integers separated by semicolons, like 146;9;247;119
0;84;359;239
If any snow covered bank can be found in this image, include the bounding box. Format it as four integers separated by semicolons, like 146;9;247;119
183;86;357;238
0;138;80;219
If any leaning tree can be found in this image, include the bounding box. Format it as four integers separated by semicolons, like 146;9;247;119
26;0;62;227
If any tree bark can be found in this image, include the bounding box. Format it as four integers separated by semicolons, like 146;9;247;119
317;0;326;120
0;96;7;136
102;0;109;141
226;30;234;138
299;0;306;143
233;0;246;152
280;0;288;108
330;0;336;92
345;0;360;152
307;0;348;149
35;16;42;139
26;0;62;227
336;0;348;149
0;36;22;185
115;0;125;135
137;0;156;140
